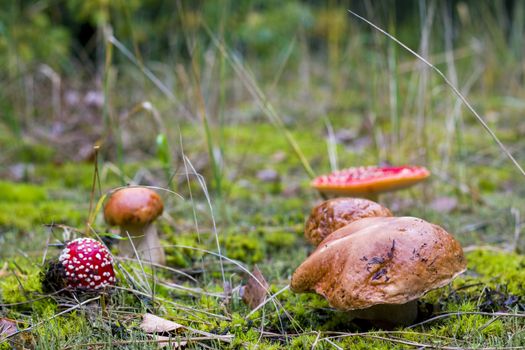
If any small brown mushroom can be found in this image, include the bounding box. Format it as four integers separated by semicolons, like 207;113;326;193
291;216;466;326
104;187;165;265
305;197;393;245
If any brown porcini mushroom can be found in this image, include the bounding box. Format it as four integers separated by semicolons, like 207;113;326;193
291;216;466;326
104;187;165;265
311;165;430;201
305;197;393;245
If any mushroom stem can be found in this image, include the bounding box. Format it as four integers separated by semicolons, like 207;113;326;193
348;300;418;327
119;224;166;265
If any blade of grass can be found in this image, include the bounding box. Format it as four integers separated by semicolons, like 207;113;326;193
176;0;223;197
86;145;101;236
387;6;399;163
323;116;338;172
179;130;207;282
107;35;194;120
348;9;525;178
204;24;316;179
181;155;226;290
415;0;435;160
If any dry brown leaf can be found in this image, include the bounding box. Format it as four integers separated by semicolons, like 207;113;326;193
241;265;269;310
140;314;184;334
0;318;18;338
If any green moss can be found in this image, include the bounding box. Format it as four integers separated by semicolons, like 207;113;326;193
31;299;58;317
200;124;331;173
465;249;525;295
0;181;48;202
447;314;501;338
473;166;511;192
0;200;86;231
0;135;55;163
289;335;318;349
33;312;91;348
163;232;204;268
34;163;95;190
338;337;401;350
263;231;297;248
0;260;42;305
221;233;264;264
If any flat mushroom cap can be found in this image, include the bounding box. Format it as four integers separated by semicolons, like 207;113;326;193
291;216;466;310
104;187;163;227
311;166;430;197
305;197;393;245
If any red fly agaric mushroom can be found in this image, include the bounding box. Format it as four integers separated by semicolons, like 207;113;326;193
305;197;393;245
312;165;430;201
291;216;466;326
58;238;116;289
104;187;165;265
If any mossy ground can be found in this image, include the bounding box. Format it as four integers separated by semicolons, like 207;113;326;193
2;118;525;349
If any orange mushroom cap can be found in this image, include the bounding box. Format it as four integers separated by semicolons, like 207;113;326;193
104;187;163;227
311;165;430;197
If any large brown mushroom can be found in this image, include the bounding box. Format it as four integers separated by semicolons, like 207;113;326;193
104;187;165;265
311;165;430;201
291;216;466;326
305;197;393;245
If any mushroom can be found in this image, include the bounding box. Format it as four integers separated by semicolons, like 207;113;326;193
50;237;116;290
305;197;393;245
291;216;466;326
311;165;430;201
104;187;165;265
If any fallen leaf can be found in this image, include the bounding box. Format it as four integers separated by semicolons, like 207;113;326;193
241;266;269;310
0;318;18;339
140;314;184;334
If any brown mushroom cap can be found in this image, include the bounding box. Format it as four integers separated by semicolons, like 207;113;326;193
104;187;163;227
305;197;393;245
291;216;466;310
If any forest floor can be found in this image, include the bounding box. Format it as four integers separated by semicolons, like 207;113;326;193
2;112;525;349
